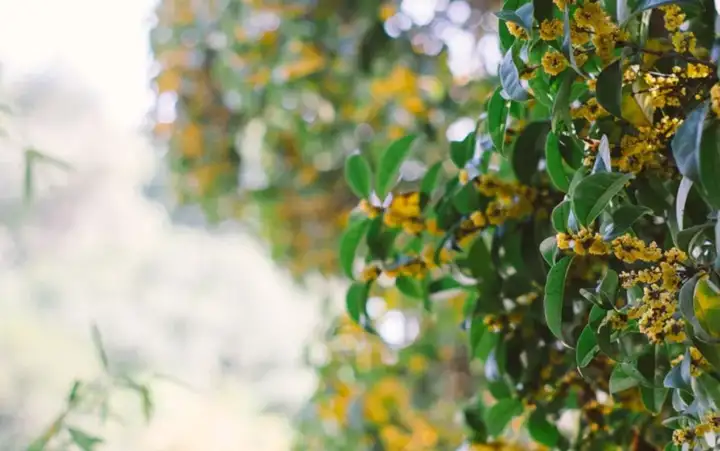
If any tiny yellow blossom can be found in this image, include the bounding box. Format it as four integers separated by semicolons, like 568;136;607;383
542;50;568;76
539;18;564;41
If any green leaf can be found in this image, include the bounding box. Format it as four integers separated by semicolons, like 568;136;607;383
429;276;462;293
484;398;523;436
663;356;691;390
500;47;529;102
453;182;482;214
576;325;599;367
67;380;82;408
571;172;634;226
602;204;653;239
694;277;720;339
527;408;560;447
640;386;668;415
596;60;622;119
91;324;109;371
544;255;574;345
346;282;370;326
512;121;550;185
540;236;558;266
552;70;574;131
420;162;443;199
464;234;494;281
495;3;534;33
26;414;66;451
699;124;720;209
488;87;509;153
610;365;639;393
68;428;103;451
545;132;572;192
396;276;424;298
451;131;476;168
672;101;707;183
592;135;612;174
339;219;370;279
551;200;571;233
375;134;417;199
344;153;373;199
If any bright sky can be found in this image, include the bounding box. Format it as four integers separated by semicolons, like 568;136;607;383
0;0;155;130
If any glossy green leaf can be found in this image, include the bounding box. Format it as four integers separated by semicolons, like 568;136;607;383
552;70;574;131
572;172;634;226
512;121;550;184
500;47;529;102
545;131;572;192
464;234;494;281
602;204;653;239
551;200;571;232
694;277;720;339
610;365;639;393
484;398;523;436
396;276;424;298
592;135;612;174
488;87;509;153
420;162;443;208
339;219;370;279
699;124;720;209
346;282;369;326
495;3;534;32
544;255;574;345
540;236;558;266
596;60;622;119
576;325;599;367
527;408;560;447
672;101;707;184
451;131;476;168
68;428;103;451
375;134;417;199
344;153;373;199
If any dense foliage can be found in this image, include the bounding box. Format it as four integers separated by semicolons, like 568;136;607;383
151;0;720;449
340;0;720;449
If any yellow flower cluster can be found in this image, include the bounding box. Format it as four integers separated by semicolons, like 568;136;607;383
556;228;608;256
572;97;609;122
483;312;523;333
539;18;564;41
643;72;682;108
671;31;697;55
506;22;529;40
673;412;720;446
583;399;614;433
541;50;568;76
615;117;682;173
670;346;709;377
611;235;663;263
660;4;685;31
712;84;720;117
621;247;689;343
383;192;425;234
573;2;625;61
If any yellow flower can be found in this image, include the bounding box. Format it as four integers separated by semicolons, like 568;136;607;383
359;199;382;218
687;63;712;79
470;210;486;227
574;2;608;30
712;84;720;117
672;427;696;446
540;18;564;41
459;169;469;184
571;24;591;46
672;31;697;54
506;22;529;40
542;50;568;76
661;4;685;31
360;265;381;282
587;78;597;91
574;51;589;68
592;31;618;61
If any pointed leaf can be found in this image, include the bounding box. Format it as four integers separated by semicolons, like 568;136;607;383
488;87;509;153
699;124;720;209
672;101;707;183
602;204;653;239
68;428;103;451
339;219;370;279
484;398;524;436
375;134;417;199
572;172;634;226
544;256;575;345
576;325;599;367
500;48;529;101
596;60;622;119
344;153;373;199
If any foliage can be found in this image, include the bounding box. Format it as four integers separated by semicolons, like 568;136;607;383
26;326;153;451
340;0;720;449
150;0;496;277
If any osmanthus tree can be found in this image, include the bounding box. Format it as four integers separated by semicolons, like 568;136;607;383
340;0;720;449
150;0;496;277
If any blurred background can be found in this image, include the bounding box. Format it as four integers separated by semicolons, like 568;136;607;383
0;0;507;449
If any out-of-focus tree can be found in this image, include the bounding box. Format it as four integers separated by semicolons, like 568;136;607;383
150;0;499;277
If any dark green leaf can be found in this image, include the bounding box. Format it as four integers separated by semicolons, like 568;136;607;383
500;47;529;102
610;365;639;393
420;162;443;206
572;172;634;226
484;398;523;436
451;131;476;168
640;386;668;415
552;71;574;131
527;408;560;447
539;236;558;266
596;60;622;119
488;87;509;153
67;380;82;407
663;358;691;390
68;428;103;451
464;234;494;281
672;101;708;183
396;276;424;298
602;204;653;239
576;325;599;367
339;219;370;279
344;153;373;199
544;255;575;345
375;134;417;199
453;182;482;214
545;131;572;192
699;124;720;209
428;276;462;293
512;121;550;184
346;283;369;326
551;200;571;233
